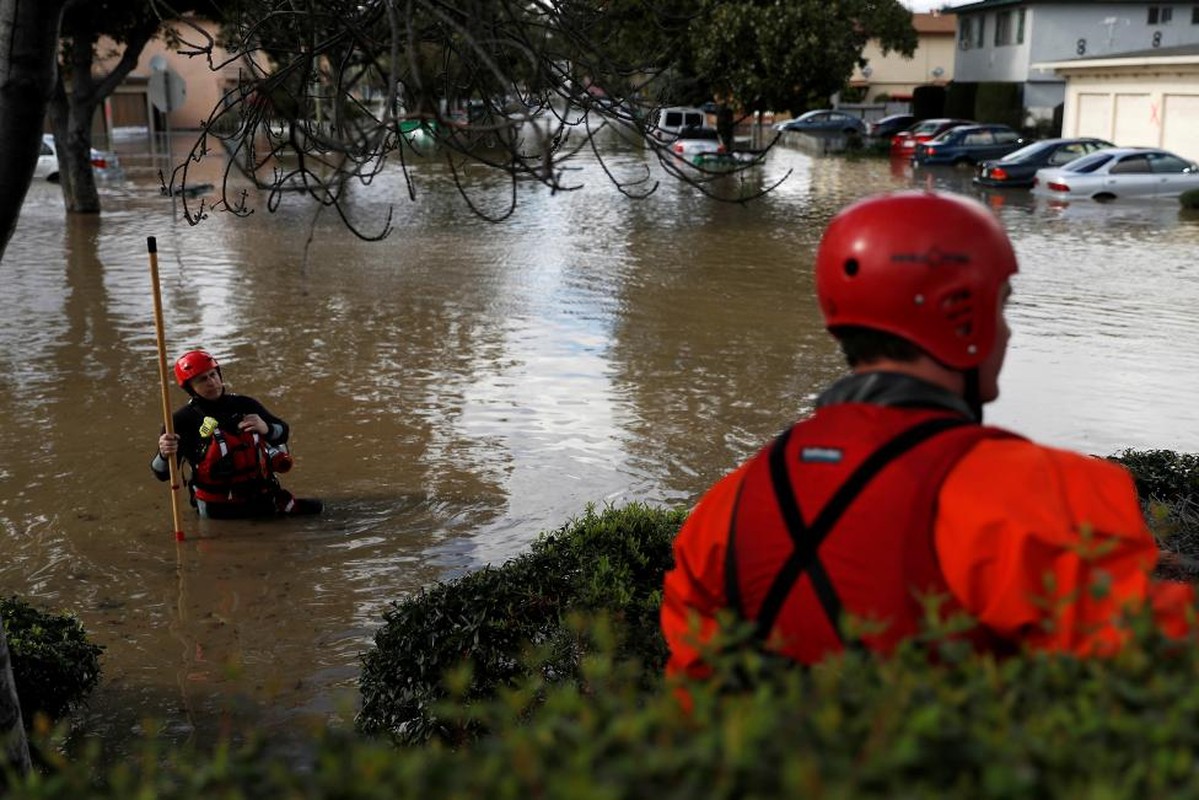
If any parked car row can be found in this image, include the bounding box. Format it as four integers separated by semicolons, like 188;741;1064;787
881;115;1199;202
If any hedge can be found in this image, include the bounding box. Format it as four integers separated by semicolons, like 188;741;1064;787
1;598;103;726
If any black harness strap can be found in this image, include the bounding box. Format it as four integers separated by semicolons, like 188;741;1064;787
739;416;973;646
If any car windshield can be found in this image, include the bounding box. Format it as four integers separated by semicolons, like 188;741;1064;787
678;126;718;140
911;120;942;135
1062;152;1115;173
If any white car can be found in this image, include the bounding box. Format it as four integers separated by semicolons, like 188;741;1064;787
669;126;727;165
1031;146;1199;201
34;133;124;183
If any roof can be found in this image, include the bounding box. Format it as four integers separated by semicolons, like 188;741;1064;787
948;0;1164;14
1034;42;1199;70
913;11;957;34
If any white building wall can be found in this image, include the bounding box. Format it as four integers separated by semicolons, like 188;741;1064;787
952;2;1199;120
1059;69;1199;161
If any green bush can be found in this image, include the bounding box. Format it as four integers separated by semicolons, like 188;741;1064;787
1;598;103;726
11;612;1199;799
1180;189;1199;210
356;502;685;744
1109;449;1199;504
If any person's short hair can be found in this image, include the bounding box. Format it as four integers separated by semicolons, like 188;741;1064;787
832;326;925;368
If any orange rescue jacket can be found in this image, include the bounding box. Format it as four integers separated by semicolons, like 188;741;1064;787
662;403;1193;679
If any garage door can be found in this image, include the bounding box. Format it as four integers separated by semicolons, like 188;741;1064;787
1163;94;1199;161
1075;93;1111;140
1112;93;1155;148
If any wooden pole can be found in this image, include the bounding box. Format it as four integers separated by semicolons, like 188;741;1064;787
147;236;185;541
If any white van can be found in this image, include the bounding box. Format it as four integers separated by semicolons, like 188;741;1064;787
653;106;708;139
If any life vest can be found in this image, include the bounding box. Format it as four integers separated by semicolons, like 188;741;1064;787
724;404;1019;664
190;428;274;504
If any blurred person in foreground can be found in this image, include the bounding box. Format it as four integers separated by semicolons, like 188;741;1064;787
661;190;1193;680
151;349;323;519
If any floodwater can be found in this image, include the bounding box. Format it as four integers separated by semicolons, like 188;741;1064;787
3;133;1199;756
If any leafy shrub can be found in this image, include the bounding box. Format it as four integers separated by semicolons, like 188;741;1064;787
12;612;1199;799
1109;450;1199;579
356;503;685;744
1;598;103;725
1109;449;1199;503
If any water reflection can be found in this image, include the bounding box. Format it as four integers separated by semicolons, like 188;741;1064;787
3;138;1199;756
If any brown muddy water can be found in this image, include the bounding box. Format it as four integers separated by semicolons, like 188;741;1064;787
3;133;1199;757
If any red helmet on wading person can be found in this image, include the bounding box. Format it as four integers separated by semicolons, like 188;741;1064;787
815;190;1018;370
174;349;220;388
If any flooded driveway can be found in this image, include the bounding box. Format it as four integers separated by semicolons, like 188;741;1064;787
3;136;1199;754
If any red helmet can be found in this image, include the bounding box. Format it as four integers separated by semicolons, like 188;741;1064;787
174;349;220;388
815;190;1018;370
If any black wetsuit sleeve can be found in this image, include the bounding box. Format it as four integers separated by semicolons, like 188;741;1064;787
242;396;289;445
150;406;203;481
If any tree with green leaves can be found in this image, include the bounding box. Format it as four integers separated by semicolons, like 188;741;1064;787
169;0;913;232
687;0;917;118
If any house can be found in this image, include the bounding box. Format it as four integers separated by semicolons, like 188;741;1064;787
1033;43;1199;160
104;17;241;138
947;0;1199;125
851;12;959;102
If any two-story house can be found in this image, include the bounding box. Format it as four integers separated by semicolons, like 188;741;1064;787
948;0;1199;125
850;12;959;102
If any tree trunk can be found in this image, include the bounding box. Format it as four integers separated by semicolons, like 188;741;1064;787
53;10;161;215
0;0;71;261
0;622;30;784
49;80;101;214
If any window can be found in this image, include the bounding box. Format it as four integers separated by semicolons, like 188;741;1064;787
995;11;1013;45
1049;145;1083;165
1066;153;1114;173
963;132;994;145
1149;153;1191;173
1109;155;1151;174
995;131;1022;144
960;16;986;48
1017;9;1026;43
1192;5;1199;23
1148;6;1173;24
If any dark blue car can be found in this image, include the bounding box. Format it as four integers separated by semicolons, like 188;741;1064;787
912;123;1025;167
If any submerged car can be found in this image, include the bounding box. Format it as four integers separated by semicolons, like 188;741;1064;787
670;126;726;163
776;109;866;135
911;123;1025;167
35;133;123;182
866;113;916;140
889;118;973;156
1031;147;1199;201
974;137;1116;188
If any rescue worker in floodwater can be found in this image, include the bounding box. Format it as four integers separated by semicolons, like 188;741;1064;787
151;349;323;519
661;190;1193;679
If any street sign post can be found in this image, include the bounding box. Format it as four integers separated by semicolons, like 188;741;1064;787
148;67;186;114
148;58;187;204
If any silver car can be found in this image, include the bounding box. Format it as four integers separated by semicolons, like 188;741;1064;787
1031;147;1199;201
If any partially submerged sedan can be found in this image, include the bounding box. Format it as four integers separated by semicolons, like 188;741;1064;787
911;123;1025;167
974;137;1115;188
35;133;124;183
1031;147;1199;201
